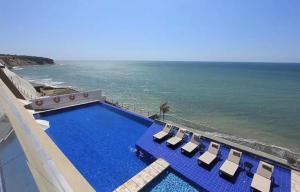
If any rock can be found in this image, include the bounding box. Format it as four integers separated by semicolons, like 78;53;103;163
0;54;54;68
39;86;78;96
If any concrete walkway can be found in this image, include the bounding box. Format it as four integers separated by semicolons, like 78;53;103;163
114;158;169;192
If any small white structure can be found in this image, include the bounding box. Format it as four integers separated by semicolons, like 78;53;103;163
35;119;50;130
30;90;105;111
18;99;32;106
26;109;35;115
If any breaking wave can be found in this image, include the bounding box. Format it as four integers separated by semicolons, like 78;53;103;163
27;77;66;88
12;66;24;70
167;113;300;163
207;132;300;161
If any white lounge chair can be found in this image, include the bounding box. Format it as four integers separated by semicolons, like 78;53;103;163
251;161;274;192
181;133;201;154
153;124;173;141
219;149;242;177
198;142;220;166
166;129;186;147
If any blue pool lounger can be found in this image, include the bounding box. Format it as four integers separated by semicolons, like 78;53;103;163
251;161;274;192
219;149;242;177
198;142;220;166
166;128;186;147
181;133;201;154
153;124;173;141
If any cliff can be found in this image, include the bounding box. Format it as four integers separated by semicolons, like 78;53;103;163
0;54;54;68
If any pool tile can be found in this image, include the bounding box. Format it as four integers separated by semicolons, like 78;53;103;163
136;122;292;192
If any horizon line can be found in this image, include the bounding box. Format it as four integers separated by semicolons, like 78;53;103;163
2;52;300;64
53;59;300;64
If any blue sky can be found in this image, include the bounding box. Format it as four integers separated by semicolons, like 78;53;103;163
1;0;300;62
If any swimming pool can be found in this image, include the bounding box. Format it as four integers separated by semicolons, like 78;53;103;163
36;102;153;191
142;169;203;192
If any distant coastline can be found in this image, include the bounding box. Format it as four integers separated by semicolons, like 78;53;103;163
0;54;76;96
0;54;54;69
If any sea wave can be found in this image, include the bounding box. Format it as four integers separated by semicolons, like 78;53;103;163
207;132;300;161
26;77;66;88
12;66;24;70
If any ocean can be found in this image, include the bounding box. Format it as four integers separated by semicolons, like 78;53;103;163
13;61;300;155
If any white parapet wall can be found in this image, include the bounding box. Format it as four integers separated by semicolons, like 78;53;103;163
30;90;106;110
2;68;40;99
0;79;95;192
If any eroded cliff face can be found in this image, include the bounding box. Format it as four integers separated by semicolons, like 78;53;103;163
0;54;54;68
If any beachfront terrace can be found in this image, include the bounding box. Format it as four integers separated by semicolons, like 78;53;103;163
136;122;292;192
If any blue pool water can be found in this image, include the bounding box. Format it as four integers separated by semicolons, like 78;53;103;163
37;102;153;191
142;170;202;192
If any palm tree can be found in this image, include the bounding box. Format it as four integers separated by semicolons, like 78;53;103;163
160;102;170;121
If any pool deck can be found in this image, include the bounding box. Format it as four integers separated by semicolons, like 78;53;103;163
292;170;300;192
136;122;293;192
114;158;170;192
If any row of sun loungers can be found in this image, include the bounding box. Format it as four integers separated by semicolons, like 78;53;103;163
153;125;274;192
153;124;187;147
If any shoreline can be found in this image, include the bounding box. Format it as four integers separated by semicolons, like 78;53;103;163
108;95;300;166
7;65;300;167
168;115;300;163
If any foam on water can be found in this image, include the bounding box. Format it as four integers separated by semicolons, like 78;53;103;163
207;131;300;160
26;76;66;87
12;66;24;70
168;112;300;161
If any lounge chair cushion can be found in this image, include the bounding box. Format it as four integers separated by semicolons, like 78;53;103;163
162;125;172;133
251;174;271;192
219;160;239;177
191;134;201;144
167;136;182;146
182;142;198;153
229;150;242;164
208;142;220;155
153;131;168;140
258;162;274;179
198;151;216;165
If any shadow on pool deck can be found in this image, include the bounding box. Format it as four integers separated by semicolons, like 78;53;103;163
136;122;291;192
